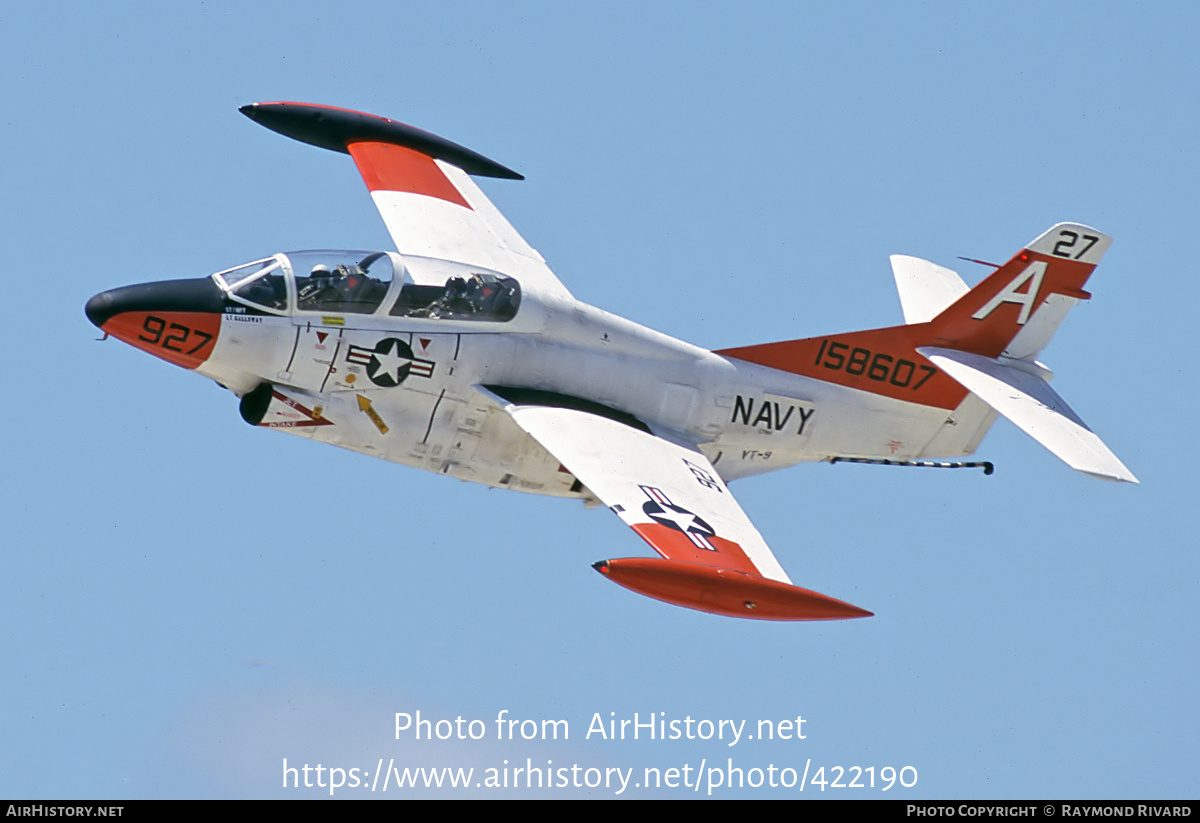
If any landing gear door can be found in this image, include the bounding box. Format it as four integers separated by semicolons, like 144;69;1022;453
279;323;344;392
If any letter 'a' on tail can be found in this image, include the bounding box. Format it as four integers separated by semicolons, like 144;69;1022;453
918;223;1112;360
904;223;1137;483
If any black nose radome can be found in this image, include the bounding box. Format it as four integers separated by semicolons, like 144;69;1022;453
85;291;116;328
85;278;225;328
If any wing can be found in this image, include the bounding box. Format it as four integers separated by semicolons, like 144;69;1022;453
240;102;573;301
481;392;871;621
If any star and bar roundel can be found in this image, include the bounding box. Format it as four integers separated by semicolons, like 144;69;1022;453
630;485;761;577
346;337;435;388
639;485;718;551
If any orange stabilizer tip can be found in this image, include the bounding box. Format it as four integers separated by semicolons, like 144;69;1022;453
592;557;872;621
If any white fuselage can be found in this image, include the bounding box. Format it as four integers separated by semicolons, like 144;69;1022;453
196;255;994;500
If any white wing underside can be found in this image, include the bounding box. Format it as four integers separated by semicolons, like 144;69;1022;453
488;400;792;584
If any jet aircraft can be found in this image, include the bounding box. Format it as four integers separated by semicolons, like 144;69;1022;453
85;102;1136;621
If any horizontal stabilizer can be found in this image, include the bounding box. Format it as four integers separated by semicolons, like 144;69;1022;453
891;255;969;324
919;347;1137;483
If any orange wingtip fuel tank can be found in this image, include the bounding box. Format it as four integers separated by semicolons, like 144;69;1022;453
592;558;873;621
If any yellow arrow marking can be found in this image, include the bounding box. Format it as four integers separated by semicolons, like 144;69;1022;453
356;394;389;435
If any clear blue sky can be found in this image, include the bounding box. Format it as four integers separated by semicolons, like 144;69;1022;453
3;1;1195;798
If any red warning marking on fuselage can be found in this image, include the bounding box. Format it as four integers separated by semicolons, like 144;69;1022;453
263;390;335;428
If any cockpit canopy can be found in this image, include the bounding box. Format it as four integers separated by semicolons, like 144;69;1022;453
213;250;520;322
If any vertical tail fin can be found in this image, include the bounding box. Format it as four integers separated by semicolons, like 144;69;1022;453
924;223;1111;360
917;224;1134;482
716;223;1135;481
